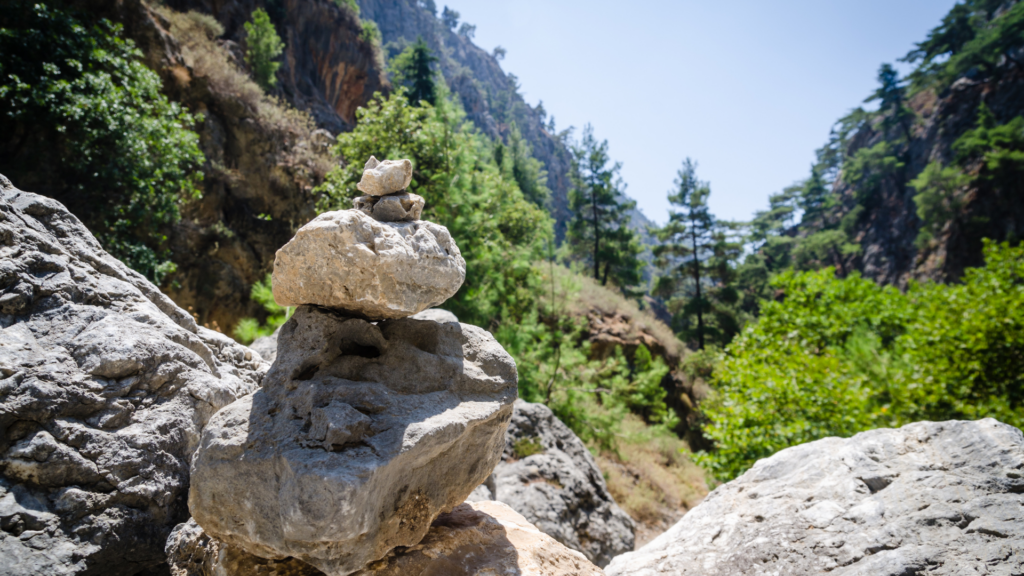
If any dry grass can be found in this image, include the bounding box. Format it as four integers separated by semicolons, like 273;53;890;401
540;262;684;362
596;414;709;548
156;6;318;137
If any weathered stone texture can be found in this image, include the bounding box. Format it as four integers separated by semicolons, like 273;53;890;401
607;419;1024;576
0;180;264;576
355;501;605;576
481;400;635;567
189;306;517;576
356;158;412;197
271;210;465;320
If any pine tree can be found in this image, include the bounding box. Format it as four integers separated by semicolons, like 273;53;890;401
390;37;439;106
866;63;913;142
243;9;284;90
653;159;742;349
441;6;459;29
566;125;643;291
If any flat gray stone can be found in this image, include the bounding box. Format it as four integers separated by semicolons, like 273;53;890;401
606;419;1024;576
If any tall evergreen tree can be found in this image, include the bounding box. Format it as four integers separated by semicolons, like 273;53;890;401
566;124;643;290
866;63;913;142
653;159;743;349
244;9;284;90
390;37;438;106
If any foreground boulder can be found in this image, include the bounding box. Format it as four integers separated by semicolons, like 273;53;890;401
474;400;634;567
356;501;604;576
0;177;264;576
607;419;1024;575
167;502;603;576
271;210;465;320
189;306;517;575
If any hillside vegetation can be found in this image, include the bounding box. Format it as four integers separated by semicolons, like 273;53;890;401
2;0;1023;519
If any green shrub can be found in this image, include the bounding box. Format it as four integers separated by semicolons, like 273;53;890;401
360;20;380;44
512;437;544;459
232;274;292;344
699;240;1024;480
0;2;203;284
243;9;284;90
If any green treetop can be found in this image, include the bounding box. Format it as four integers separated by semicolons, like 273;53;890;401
865;63;913;142
390;37;439;106
566;124;643;291
244;8;284;90
653;159;743;349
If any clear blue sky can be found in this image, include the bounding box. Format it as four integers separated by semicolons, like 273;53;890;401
451;1;958;224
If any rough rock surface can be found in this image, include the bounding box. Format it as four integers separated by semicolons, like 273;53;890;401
167;518;322;576
355;500;604;576
0;179;265;576
356;157;413;197
479;400;634;567
410;308;459;324
352;192;424;223
607;418;1024;576
271;210;466;320
249;326;281;364
189;306;517;576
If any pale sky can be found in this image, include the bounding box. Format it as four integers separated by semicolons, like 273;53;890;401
451;1;958;224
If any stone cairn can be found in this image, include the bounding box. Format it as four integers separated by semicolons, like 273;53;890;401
182;159;601;575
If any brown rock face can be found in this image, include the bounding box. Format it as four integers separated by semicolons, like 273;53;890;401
355;501;605;576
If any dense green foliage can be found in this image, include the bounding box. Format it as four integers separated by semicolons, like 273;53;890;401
233;274;293;344
566;125;643;290
700;240;1024;480
0;2;203;283
244;9;284;90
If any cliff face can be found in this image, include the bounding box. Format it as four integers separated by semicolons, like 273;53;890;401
356;0;575;236
166;0;387;133
832;66;1024;286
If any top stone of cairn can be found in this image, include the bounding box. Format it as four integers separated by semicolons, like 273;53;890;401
357;156;413;196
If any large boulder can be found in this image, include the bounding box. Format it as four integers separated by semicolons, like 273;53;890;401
271;210;466;320
475;400;634;567
0;178;265;576
189;305;518;576
607;419;1024;575
166;502;604;576
355;501;604;576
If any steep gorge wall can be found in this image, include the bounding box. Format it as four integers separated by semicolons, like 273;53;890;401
356;0;575;237
832;67;1024;286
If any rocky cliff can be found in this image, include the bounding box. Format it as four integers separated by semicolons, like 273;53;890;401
829;62;1024;286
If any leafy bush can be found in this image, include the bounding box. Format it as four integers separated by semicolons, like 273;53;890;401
244;9;284;90
0;2;203;284
360;20;381;45
699;240;1024;480
232;274;293;344
908;161;970;248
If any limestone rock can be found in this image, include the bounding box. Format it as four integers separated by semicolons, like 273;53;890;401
189;306;518;576
606;419;1024;576
249;326;282;363
356;157;412;196
167;519;322;576
410;308;459;323
355;501;604;576
487;400;635;567
352;193;424;222
272;210;465;320
0;180;265;576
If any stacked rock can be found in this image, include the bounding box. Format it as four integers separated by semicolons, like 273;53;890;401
186;159;522;576
350;156;425;223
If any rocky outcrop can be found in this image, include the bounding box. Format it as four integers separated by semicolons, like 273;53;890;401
167;502;605;576
476;400;634;568
356;501;604;576
607;418;1024;576
188;188;518;575
0;178;264;575
271;210;466;319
